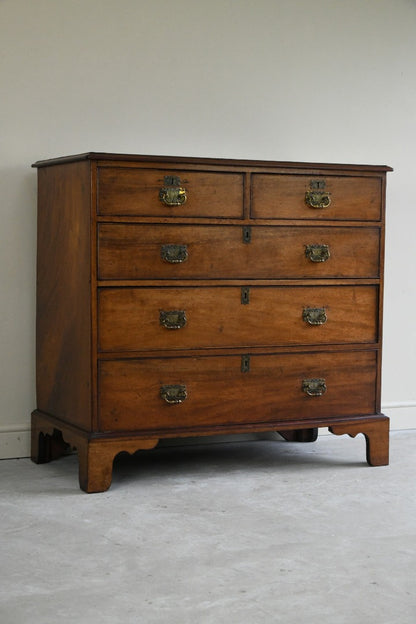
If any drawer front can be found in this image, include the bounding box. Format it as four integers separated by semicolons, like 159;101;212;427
98;350;377;432
97;167;244;218
251;174;382;221
98;285;378;352
98;224;380;280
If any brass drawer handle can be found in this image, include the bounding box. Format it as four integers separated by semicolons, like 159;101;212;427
161;244;188;263
302;378;327;397
305;191;331;209
305;244;330;263
159;175;187;206
160;310;187;329
160;384;187;404
303;307;327;325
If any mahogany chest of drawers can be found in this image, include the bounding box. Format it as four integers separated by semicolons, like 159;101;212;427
31;153;392;492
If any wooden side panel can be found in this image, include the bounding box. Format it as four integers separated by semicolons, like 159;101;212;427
98;350;377;433
36;161;92;430
251;174;382;220
98;285;379;352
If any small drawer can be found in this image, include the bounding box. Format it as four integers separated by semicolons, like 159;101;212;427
97;166;244;218
251;174;382;221
98;285;378;352
98;224;380;280
98;350;377;432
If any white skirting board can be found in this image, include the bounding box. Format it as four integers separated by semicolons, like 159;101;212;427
0;424;32;460
0;404;415;459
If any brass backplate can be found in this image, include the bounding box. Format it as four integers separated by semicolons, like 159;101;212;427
160;310;187;329
160;384;187;404
305;244;330;263
302;378;327;397
161;244;188;263
159;175;187;206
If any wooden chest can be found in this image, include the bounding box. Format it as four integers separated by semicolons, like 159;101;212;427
31;153;392;492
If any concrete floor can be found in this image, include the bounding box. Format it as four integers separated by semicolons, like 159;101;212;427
0;430;415;624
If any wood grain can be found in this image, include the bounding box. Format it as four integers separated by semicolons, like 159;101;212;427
98;350;377;433
32;153;390;491
35;161;92;430
251;174;382;220
98;285;378;352
97;167;244;218
98;224;380;280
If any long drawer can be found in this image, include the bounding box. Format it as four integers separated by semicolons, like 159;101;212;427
98;224;380;280
97;166;244;218
98;285;378;352
251;174;382;220
98;350;377;432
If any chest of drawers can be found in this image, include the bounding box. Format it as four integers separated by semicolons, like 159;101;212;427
31;153;392;492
